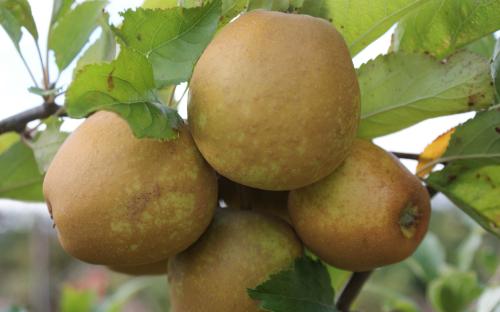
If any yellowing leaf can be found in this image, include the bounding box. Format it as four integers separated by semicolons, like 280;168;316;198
417;128;455;177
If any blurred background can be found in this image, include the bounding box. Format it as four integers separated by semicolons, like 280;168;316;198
0;1;498;311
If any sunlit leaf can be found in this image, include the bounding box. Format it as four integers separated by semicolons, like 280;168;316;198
115;0;221;87
66;48;180;140
417;128;455;178
357;51;494;138
60;286;96;312
393;0;500;59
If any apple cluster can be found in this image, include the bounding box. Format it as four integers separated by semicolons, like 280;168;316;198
43;10;430;312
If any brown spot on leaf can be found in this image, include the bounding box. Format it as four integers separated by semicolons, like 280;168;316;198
136;33;142;41
447;174;457;182
468;94;480;106
495;126;500;134
107;68;115;92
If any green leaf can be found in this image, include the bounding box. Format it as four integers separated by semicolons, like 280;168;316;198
142;0;178;9
438;109;500;167
0;0;38;49
492;38;500;99
49;0;108;71
364;285;420;312
428;271;483;312
357;51;494;139
456;229;483;271
220;0;248;26
51;0;74;26
393;0;500;59
465;35;497;59
95;278;153;312
248;256;338;312
405;232;447;282
29;118;69;174
66;48;180;140
27;86;61;97
0;139;44;201
302;0;432;56
115;0;221;87
248;0;289;11
60;286;96;312
74;13;116;77
427;164;500;237
0;132;19;153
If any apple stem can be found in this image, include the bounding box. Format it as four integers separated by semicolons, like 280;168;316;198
336;270;373;312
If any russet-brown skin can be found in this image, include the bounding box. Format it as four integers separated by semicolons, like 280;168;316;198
108;258;168;276
188;10;360;191
219;178;290;222
43;111;218;266
168;210;303;312
288;140;431;272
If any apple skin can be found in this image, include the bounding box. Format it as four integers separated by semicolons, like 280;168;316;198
188;10;360;191
108;258;168;276
289;139;431;272
168;209;303;312
43;111;218;266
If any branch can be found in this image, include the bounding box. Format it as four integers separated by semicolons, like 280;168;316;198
336;271;373;312
0;102;62;134
392;152;420;160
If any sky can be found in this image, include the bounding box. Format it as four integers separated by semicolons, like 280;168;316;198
0;0;479;216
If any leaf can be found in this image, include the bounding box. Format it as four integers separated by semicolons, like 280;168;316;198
220;0;248;26
247;256;338;312
115;0;221;87
456;229;483;272
427;271;483;312
49;0;108;71
364;285;420;312
95;278;153;312
357;51;494;139
417;128;455;177
60;286;96;312
303;0;432;56
465;35;497;59
51;0;74;26
66;48;180;140
74;13;116;77
0;0;38;50
28;118;69;173
27;86;61;97
142;0;177;9
427;164;500;237
436;109;500;168
492;38;500;99
393;0;500;59
248;0;289;11
477;286;500;312
405;232;447;282
0;132;19;153
0;139;44;201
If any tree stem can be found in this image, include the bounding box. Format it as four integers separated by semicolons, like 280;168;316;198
0;102;62;134
336;271;373;312
391;151;420;160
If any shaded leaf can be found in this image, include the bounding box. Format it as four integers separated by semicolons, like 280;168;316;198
74;12;116;76
29;118;69;173
115;0;221;87
456;229;483;271
0;139;44;201
417;128;455;177
405;232;447;282
248;256;338;312
364;285;420;312
27;86;61;97
357;51;494;138
465;35;497;59
66;48;180;140
493;38;500;99
393;0;500;59
248;0;289;11
437;109;500;168
60;286;96;312
428;271;483;312
49;0;108;71
427;164;500;237
0;0;38;50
